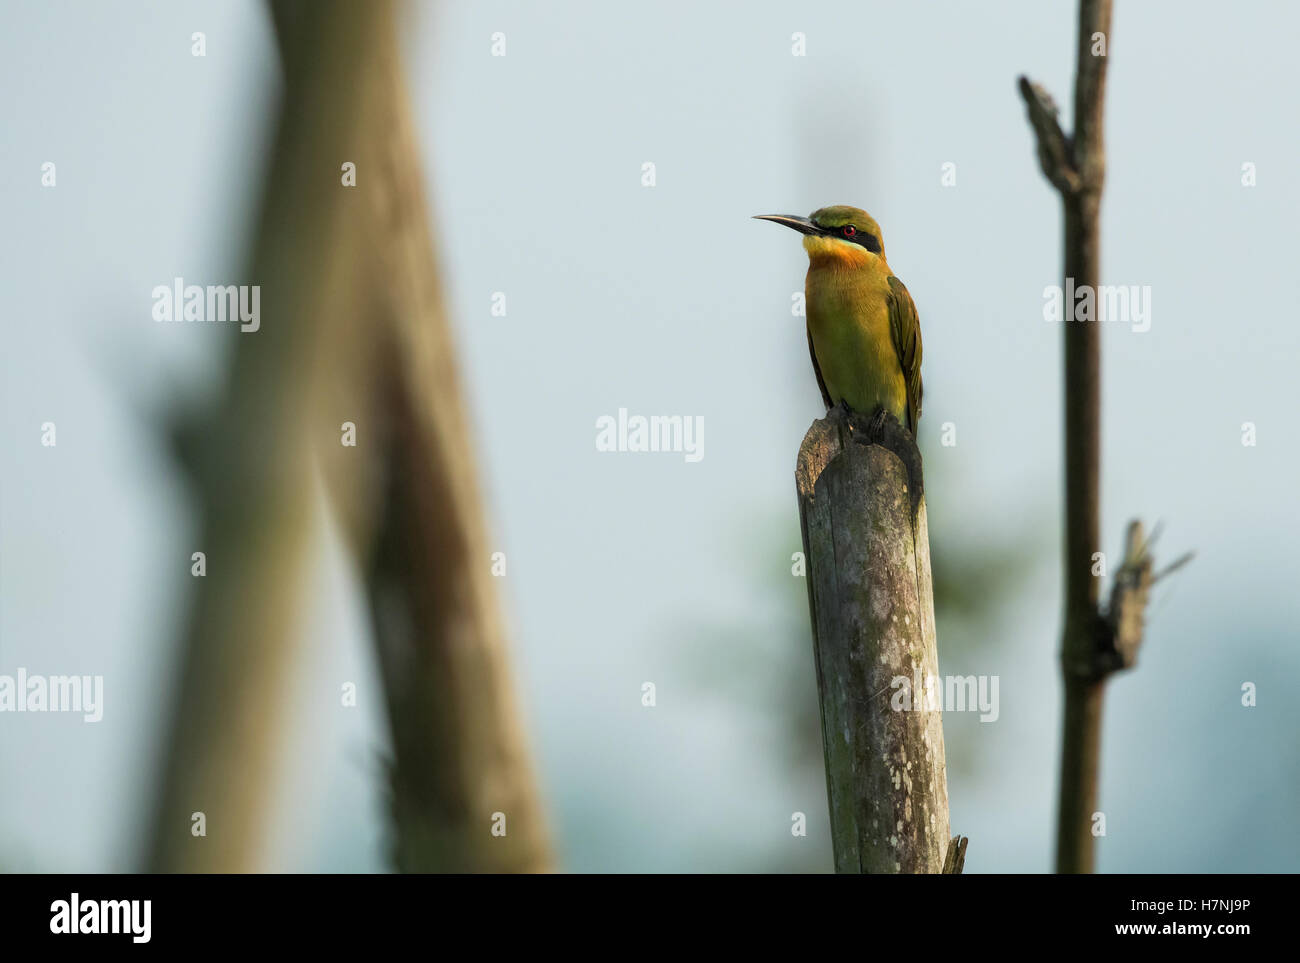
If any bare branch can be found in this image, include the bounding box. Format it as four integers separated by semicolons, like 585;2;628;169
1018;0;1121;876
1017;76;1080;194
1072;0;1114;190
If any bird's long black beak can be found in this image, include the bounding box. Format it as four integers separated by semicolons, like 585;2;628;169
753;214;821;236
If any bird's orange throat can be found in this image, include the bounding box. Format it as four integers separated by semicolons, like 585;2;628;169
801;234;879;270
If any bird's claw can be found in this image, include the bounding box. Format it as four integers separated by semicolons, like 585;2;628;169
846;406;925;516
866;407;890;442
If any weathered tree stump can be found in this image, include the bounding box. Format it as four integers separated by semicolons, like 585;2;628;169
796;407;951;873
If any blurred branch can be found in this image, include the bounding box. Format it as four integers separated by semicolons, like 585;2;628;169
146;0;389;871
148;0;550;873
272;0;552;872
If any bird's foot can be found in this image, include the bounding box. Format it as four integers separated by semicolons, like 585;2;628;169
834;400;871;435
833;399;860;440
850;407;926;517
865;407;890;443
840;403;888;442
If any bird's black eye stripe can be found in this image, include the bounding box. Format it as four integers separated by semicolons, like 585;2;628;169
835;226;880;253
811;221;882;254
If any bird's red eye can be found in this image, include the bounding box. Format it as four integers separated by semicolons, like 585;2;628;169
842;225;857;237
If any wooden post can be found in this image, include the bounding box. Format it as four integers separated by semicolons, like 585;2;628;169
796;407;951;873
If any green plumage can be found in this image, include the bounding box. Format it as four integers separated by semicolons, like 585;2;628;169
799;207;923;435
754;204;924;435
886;274;923;435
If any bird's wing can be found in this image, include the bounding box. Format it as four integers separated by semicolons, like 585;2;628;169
887;275;923;434
806;320;833;409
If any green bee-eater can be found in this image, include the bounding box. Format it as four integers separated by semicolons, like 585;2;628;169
755;206;923;437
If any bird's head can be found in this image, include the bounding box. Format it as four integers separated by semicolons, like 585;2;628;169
754;205;884;267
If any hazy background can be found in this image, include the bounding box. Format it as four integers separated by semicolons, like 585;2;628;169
2;0;1297;872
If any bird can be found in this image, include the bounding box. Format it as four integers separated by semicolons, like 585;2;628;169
754;206;922;439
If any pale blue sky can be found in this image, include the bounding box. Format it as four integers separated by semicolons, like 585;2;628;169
2;0;1297;872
